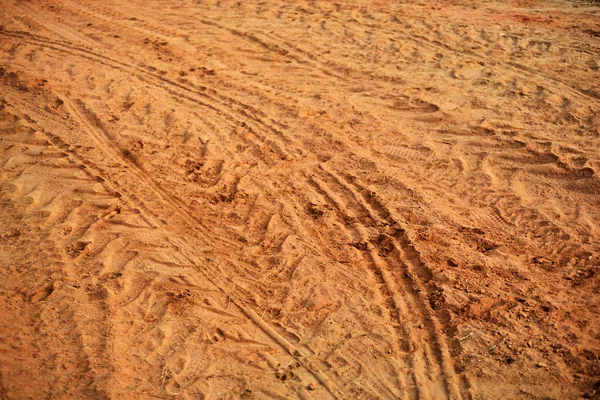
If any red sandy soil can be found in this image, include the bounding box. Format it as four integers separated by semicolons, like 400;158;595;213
1;0;599;399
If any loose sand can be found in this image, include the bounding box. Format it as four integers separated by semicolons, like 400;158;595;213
1;0;599;398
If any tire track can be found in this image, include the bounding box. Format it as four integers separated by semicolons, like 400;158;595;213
169;234;345;399
3;30;470;396
2;87;345;398
15;1;99;48
3;15;315;173
309;164;469;399
300;4;600;105
306;172;421;399
0;30;299;162
334;167;474;398
63;97;213;235
76;1;405;87
75;3;310;146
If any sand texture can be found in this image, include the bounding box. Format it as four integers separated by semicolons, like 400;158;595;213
1;0;599;398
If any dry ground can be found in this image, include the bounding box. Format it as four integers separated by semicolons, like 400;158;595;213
1;0;599;399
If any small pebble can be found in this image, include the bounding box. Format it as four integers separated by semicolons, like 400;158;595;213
308;383;317;391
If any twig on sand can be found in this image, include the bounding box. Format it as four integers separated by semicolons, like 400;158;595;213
459;332;473;342
489;337;507;353
254;308;267;337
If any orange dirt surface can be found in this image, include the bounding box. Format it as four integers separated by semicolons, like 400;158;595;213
1;0;599;399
